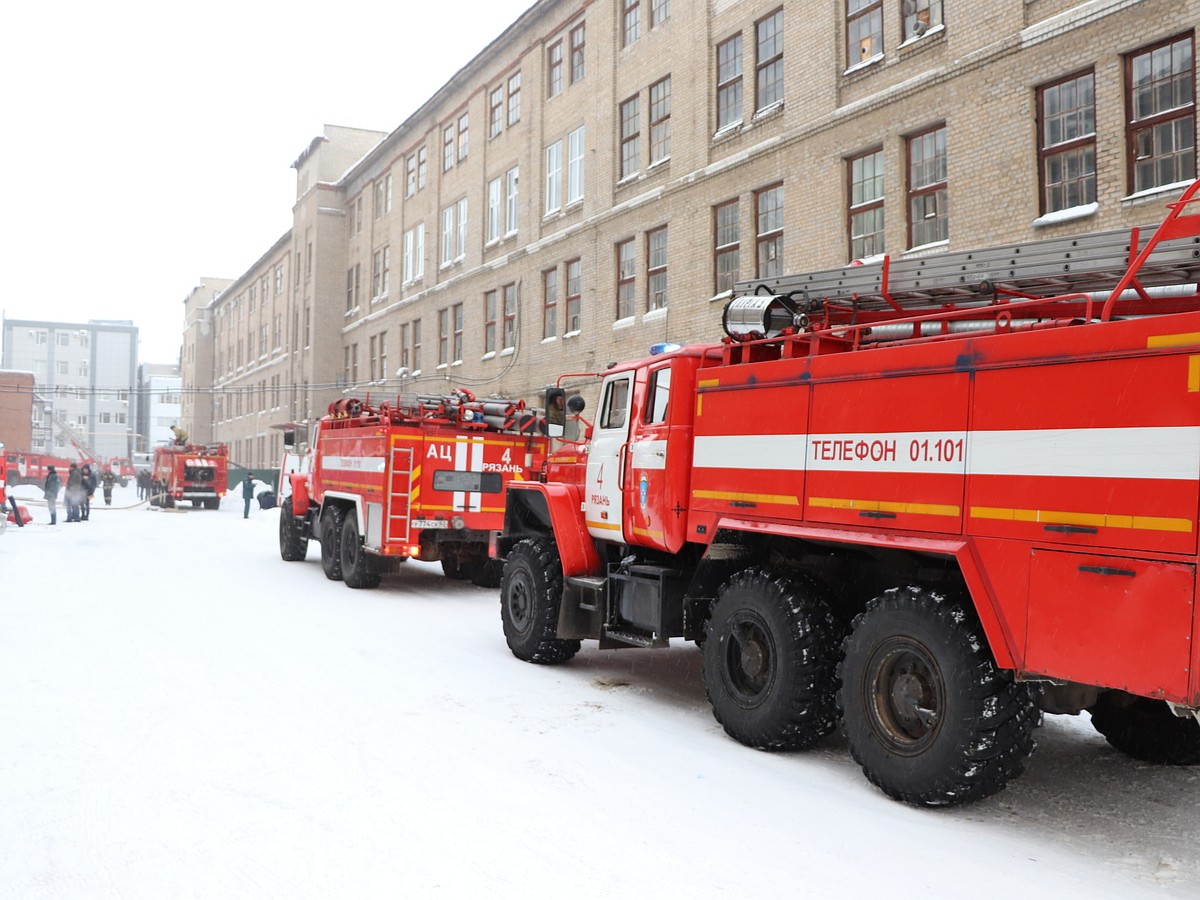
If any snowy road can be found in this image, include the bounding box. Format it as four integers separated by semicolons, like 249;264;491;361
1;482;1197;898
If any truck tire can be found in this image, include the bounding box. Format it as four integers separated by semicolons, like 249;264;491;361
838;587;1038;807
702;568;840;751
1089;693;1200;765
440;544;466;580
501;538;580;664
279;497;309;562
340;513;381;589
320;505;345;581
204;497;219;510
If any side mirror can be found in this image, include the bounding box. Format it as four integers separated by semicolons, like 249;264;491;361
283;429;296;450
544;387;567;438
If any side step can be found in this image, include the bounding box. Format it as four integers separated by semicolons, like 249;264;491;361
602;627;668;649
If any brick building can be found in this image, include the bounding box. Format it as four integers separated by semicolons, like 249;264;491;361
188;0;1197;465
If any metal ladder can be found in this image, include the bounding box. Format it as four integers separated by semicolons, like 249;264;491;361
739;181;1200;313
387;444;413;542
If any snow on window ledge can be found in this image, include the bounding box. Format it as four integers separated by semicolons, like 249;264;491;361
481;351;496;361
647;155;670;171
1033;202;1098;228
1122;180;1195;207
711;121;743;142
563;329;581;339
499;347;515;357
903;239;950;256
899;23;945;50
541;336;558;344
643;307;668;323
752;101;784;122
843;53;884;77
451;359;463;367
708;289;734;304
612;316;636;331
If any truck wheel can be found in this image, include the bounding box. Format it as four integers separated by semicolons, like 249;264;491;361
440;544;466;580
340;513;381;589
320;506;345;581
1089;693;1200;765
279;497;309;562
204;497;219;510
501;538;580;664
838;587;1038;806
702;568;840;751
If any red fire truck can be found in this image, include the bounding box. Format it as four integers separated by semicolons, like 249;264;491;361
279;390;548;590
499;180;1200;807
4;450;74;487
150;442;230;509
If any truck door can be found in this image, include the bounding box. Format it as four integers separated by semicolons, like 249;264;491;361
626;359;694;553
585;371;635;542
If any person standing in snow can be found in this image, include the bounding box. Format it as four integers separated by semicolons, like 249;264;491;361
240;474;258;519
65;463;83;522
80;464;96;521
100;469;116;506
43;465;62;526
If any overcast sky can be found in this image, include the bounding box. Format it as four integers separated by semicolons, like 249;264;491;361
0;0;534;364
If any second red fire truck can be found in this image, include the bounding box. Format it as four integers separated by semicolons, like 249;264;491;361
279;390;548;589
150;442;230;509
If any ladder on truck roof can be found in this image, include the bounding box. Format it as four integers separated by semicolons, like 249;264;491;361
739;182;1200;313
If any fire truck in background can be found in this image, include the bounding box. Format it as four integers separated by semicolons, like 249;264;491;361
498;180;1200;807
4;450;75;487
150;442;230;509
279;390;548;590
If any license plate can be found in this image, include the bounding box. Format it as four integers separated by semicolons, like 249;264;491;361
413;519;449;529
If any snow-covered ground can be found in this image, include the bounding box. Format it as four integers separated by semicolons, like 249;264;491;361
2;481;1198;899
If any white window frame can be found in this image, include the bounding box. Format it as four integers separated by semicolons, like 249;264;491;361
545;141;563;215
568;126;586;203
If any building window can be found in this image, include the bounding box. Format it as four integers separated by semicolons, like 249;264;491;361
443;122;456;171
756;9;784;111
441;198;468;265
545;141;563;214
565;258;582;332
848;0;882;66
620;96;640;179
570;23;586;83
649;77;671;164
617;239;636;319
756;184;784;278
548;41;563;98
717;35;744;130
1126;35;1196;193
56;332;69;346
849;149;885;258
1038;71;1096;214
508;72;522;126
647;226;668;311
714;198;740;293
406;154;417;197
439;307;461;365
622;0;640;48
505;166;520;235
903;0;942;40
374;179;386;218
502;283;517;350
908;125;948;247
484;290;498;354
489;85;504;138
417;147;427;190
403;224;425;284
346;263;360;312
275;265;283;294
652;0;670;27
372;246;390;298
487;176;502;242
400;323;410;369
543;268;558;338
458;113;469;160
568;126;586;203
